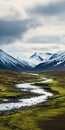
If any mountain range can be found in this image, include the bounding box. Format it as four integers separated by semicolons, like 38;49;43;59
33;51;65;71
0;49;65;71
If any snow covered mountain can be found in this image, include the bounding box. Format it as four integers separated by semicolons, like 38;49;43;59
1;49;65;72
0;49;32;71
28;52;52;66
9;52;52;67
33;51;65;71
49;51;65;61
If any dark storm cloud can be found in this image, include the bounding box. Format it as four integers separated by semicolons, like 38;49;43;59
27;35;61;43
0;19;40;45
28;0;65;16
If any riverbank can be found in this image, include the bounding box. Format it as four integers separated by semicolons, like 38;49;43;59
0;72;53;112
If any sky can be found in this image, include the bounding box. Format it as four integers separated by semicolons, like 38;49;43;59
0;0;65;56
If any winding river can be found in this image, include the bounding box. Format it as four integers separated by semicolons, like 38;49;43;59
0;75;53;112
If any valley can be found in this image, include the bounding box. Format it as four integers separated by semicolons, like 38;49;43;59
0;70;65;130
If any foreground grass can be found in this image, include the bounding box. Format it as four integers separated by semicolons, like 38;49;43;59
0;70;65;130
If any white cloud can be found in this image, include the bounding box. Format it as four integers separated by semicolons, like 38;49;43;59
1;41;65;55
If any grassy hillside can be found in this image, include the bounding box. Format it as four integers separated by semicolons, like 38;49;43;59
0;70;65;130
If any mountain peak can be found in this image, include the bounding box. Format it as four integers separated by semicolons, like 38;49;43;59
30;52;44;61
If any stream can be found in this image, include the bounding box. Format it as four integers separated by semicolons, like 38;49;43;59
0;75;53;112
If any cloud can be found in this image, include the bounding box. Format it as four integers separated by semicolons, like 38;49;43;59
26;35;61;43
28;0;65;17
0;0;65;54
0;18;40;45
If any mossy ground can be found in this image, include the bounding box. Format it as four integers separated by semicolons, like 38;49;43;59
0;70;65;130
